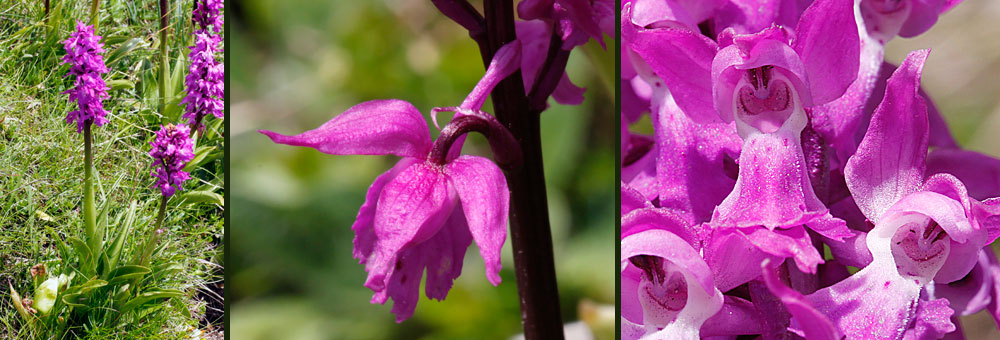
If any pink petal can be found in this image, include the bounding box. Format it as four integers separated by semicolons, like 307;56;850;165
624;8;721;124
761;259;842;340
260;99;431;158
422;207;473;301
792;0;860;104
845;49;930;222
898;0;946;38
704;231;781;291
654;88;740;225
622;182;652;216
460;41;522;111
445;155;509;286
352;157;421;264
365;162;456;296
701;296;768;337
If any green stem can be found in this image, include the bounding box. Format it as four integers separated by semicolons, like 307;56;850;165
158;0;169;116
83;123;98;259
139;196;168;267
89;0;99;28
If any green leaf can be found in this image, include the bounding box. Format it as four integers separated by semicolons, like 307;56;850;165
105;201;138;271
107;265;151;284
67;237;91;261
64;278;108;295
183;146;215;172
109;79;134;91
61;292;89;308
120;289;184;313
106;38;144;67
178;190;224;207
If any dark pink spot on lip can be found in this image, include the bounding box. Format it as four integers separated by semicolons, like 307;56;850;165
884;281;890;288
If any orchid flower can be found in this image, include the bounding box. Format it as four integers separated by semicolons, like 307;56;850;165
621;209;723;340
770;49;1000;339
260;42;523;322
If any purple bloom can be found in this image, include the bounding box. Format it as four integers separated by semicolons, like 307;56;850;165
192;0;224;34
181;32;225;129
149;124;195;197
780;49;1000;339
516;20;586;106
62;21;109;133
621;209;723;340
259;42;522;322
518;0;614;48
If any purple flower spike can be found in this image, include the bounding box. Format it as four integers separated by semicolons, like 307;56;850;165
181;32;225;129
149;124;195;197
62;21;109;133
260;42;523;322
192;0;224;34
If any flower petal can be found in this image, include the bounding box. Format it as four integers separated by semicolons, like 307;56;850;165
422;206;473;300
352;157;421;264
260;99;431;158
791;0;860;104
445;155;509;286
365;162;456;296
845;49;930;222
654;88;740;225
624;7;720;124
761;259;842;340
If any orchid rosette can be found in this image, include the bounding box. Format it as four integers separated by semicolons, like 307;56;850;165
622;0;1000;338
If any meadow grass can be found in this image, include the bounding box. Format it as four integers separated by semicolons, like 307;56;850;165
1;1;224;338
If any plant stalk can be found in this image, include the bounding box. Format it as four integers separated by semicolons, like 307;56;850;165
139;196;169;267
158;0;169;116
83;123;99;258
482;1;565;339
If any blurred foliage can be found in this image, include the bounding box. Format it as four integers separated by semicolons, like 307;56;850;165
230;1;614;339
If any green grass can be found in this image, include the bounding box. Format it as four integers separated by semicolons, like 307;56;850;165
0;1;224;338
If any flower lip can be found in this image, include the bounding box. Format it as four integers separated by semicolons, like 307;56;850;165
630;255;689;313
729;66;804;135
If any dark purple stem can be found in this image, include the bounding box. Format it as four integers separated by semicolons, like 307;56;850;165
527;26;571;112
482;1;565;339
427;114;522;169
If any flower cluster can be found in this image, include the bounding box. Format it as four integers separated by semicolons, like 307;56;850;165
622;0;1000;339
62;21;109;133
192;0;224;34
149;124;195;197
182;0;225;131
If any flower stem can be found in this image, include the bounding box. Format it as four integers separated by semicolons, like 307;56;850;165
83;123;99;260
482;1;565;339
139;196;168;267
158;0;169;116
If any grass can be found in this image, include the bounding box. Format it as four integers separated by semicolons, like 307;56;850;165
0;0;224;338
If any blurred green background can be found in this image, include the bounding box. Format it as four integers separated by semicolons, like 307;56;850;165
229;1;615;339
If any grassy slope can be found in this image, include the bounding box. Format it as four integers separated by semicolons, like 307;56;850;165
0;1;223;338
